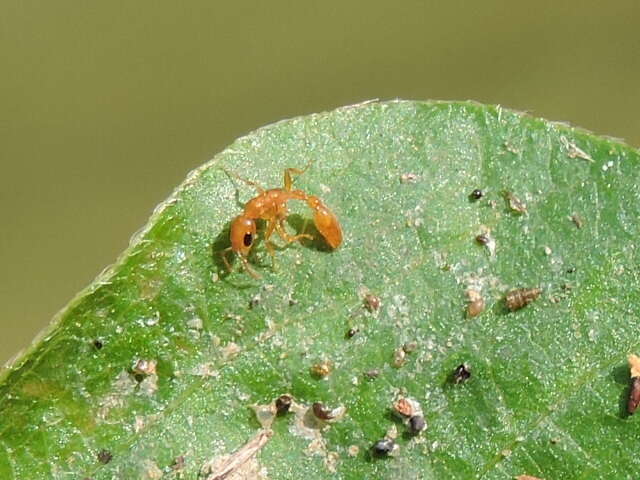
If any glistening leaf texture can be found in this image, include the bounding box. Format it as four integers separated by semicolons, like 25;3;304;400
1;101;639;479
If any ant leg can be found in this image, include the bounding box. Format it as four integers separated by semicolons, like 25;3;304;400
221;247;234;273
275;219;313;244
221;167;265;194
263;218;279;269
239;254;260;279
284;168;305;191
221;246;260;279
283;158;316;191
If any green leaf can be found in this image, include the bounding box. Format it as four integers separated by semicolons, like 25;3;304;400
2;100;639;479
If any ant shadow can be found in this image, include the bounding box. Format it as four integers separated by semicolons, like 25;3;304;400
611;364;631;419
286;214;334;253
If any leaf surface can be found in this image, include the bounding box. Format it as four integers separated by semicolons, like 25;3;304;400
2;100;639;479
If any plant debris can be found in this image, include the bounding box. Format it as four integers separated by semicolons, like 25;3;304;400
503;191;527;214
201;429;272;480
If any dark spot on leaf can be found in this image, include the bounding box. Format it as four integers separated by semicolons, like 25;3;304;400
470;189;483;200
453;364;471;384
97;449;112;464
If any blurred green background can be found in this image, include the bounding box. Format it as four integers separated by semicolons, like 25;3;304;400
1;1;639;365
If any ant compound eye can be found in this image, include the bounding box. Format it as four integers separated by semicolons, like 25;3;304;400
243;232;253;247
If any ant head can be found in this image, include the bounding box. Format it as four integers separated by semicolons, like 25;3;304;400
230;215;257;257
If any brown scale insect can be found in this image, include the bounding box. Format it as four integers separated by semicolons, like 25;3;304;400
505;287;542;311
221;164;342;278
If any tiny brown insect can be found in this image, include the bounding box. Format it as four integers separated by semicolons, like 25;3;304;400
312;402;333;420
347;327;359;338
505;287;542;311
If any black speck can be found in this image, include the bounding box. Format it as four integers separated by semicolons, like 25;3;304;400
567;267;576;274
372;438;395;456
97;449;113;464
347;328;358;338
470;189;484;201
92;339;103;350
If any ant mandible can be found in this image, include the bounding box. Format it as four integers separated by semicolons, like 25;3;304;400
221;163;342;278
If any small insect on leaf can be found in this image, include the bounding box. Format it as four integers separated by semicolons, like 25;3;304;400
275;394;292;415
312;402;339;421
372;438;396;457
469;189;484;200
505;287;542;311
221;164;342;277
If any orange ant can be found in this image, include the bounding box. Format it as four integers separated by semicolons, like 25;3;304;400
221;163;342;278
